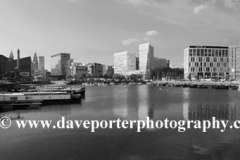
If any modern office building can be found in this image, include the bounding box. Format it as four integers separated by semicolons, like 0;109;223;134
139;43;154;79
51;53;70;78
229;44;240;81
184;46;229;80
38;56;45;71
70;62;88;77
153;57;169;69
87;63;103;77
114;51;137;75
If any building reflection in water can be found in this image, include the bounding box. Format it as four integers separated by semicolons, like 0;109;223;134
136;85;155;121
112;87;129;118
183;102;240;121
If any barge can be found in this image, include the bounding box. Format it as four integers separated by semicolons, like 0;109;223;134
0;90;82;110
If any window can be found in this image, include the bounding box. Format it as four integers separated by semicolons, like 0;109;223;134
201;49;204;56
206;67;210;72
189;49;192;56
197;50;200;56
206;57;210;62
208;49;211;56
213;57;217;62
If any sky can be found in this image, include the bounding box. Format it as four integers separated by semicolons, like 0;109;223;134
0;0;240;70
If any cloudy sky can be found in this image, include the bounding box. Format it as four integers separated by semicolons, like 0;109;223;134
0;0;240;69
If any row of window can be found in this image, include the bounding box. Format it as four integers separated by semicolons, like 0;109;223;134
189;62;228;68
190;67;227;73
190;57;227;62
189;49;228;57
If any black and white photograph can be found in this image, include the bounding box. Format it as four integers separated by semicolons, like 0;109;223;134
1;0;240;159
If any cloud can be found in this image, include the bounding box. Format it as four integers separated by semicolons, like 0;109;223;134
194;5;208;14
224;0;240;12
122;38;139;46
146;30;158;36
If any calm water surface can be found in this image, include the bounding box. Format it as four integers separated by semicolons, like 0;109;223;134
1;85;240;160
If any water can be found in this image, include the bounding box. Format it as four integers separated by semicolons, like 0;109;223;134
1;85;240;160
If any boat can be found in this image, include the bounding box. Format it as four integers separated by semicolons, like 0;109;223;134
0;90;82;108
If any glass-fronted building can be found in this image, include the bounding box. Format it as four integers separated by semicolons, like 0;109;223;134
184;46;229;80
51;53;70;78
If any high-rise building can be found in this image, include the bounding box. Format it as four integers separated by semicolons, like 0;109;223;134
229;44;240;81
114;51;136;75
139;43;154;79
51;53;70;78
184;46;229;80
38;56;45;71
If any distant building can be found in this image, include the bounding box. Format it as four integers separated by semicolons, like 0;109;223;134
8;56;32;77
139;43;154;79
102;64;108;75
184;46;229;80
51;53;70;79
9;50;14;61
107;65;114;77
229;44;240;81
70;62;88;78
32;52;38;72
0;55;8;78
87;63;103;77
113;43;169;80
153;57;169;69
38;56;45;71
114;51;137;75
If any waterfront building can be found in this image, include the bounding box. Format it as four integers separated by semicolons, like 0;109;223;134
229;44;240;81
87;63;103;77
114;51;137;75
153;57;169;69
38;56;45;71
102;64;107;75
70;62;88;78
139;43;154;79
0;55;8;78
8;56;32;77
106;65;114;77
51;53;70;79
184;46;229;80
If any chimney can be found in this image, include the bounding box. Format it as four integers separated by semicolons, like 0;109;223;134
17;49;20;72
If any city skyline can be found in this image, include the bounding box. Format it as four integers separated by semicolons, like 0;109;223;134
0;0;240;70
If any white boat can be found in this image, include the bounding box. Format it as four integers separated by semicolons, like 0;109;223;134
0;90;81;107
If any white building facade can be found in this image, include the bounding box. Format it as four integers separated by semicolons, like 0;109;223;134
139;43;154;79
184;46;229;80
114;51;136;75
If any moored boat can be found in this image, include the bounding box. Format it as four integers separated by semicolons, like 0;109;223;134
0;90;82;108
